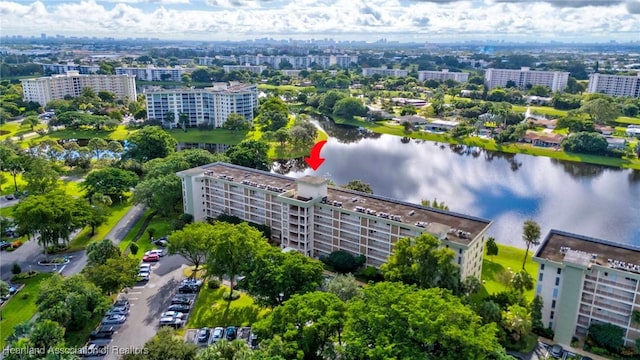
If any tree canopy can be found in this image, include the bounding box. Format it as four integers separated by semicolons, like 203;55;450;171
125;126;177;162
168;222;214;276
225;140;271;171
341;180;373;194
82;167;138;200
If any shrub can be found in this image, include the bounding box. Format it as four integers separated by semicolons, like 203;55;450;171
324;250;361;273
45;244;68;253
207;278;221;290
11;263;21;275
588;322;625;354
129;242;139;255
11;271;38;281
20;293;29;300
222;290;240;301
357;266;383;281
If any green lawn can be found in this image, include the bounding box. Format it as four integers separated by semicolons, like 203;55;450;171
615;116;640;126
0;172;27;196
0;121;47;141
166;128;248;144
0;273;54;349
36;125;131;143
480;244;539;301
511;105;568;117
69;201;133;251
118;211;173;259
187;286;270;328
258;84;316;92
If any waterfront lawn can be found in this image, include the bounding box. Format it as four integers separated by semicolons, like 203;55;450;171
166;128;248;144
69;201;133;251
0;273;53;349
186;286;269;328
480;244;539;302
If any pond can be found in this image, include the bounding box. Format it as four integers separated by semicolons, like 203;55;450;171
273;120;640;249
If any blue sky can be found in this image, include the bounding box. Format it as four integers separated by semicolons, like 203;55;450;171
1;0;639;42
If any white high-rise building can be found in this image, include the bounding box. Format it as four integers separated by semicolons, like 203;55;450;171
222;65;267;74
418;69;469;83
115;65;185;82
41;62;100;75
362;68;408;77
587;73;640;98
485;67;569;92
145;83;258;129
21;71;137;105
177;162;492;279
533;230;640;348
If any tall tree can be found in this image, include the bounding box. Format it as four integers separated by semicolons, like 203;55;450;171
223;113;251;131
22;157;59;195
342;282;502;360
82;167;138;200
29;319;66;353
225;140;271;171
521;220;541;269
21;115;41;131
86;239;121;266
87;137;109;159
83;256;139;294
342;180;373;194
0;144;25;193
122;327;198;360
253;292;346;360
381;233;459;291
124;126;177;162
486;237;499;257
167;222;213;277
579;97;620;124
324;274;363;302
501;304;531;344
196;340;253;360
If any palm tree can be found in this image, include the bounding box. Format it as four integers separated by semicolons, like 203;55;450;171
522;220;541;270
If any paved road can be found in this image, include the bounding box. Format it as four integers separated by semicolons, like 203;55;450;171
101;255;188;360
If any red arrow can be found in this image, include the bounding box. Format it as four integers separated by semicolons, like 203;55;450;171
304;140;327;171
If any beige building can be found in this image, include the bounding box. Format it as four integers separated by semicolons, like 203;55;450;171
21;71;137;105
177;162;492;280
534;230;640;347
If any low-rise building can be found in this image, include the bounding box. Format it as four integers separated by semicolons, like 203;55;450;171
523;130;564;147
177;162;493;280
533;230;640;347
424;119;460;132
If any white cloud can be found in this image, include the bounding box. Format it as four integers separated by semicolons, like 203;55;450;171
0;0;637;40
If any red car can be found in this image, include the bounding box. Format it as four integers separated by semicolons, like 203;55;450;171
142;254;160;262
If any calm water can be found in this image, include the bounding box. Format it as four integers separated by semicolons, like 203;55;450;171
274;120;640;248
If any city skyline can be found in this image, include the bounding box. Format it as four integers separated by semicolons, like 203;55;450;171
1;0;639;43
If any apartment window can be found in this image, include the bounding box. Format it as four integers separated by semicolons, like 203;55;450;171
555;277;560;286
538;273;544;282
459;249;462;254
552;288;558;299
557;268;562;275
540;264;545;271
536;284;542;295
548;322;553;329
550;311;554;320
458;257;461;265
551;300;556;309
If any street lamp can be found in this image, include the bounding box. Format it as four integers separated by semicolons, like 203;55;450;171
119;195;122;204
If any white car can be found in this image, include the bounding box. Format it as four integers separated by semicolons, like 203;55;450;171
145;249;166;257
139;264;152;272
160;311;184;319
137;272;150;281
159;316;183;328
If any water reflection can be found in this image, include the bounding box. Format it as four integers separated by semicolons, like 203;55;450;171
274;131;640;248
315;117;382;144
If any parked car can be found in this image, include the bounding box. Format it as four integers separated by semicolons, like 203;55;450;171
114;299;130;309
249;333;258;349
550;344;563;358
160;311;184;319
171;296;193;305
0;241;11;250
101;314;126;325
197;327;211;343
166;304;191;313
178;284;200;294
145;249;166;257
89;326;115;339
105;306;128;316
139;264;152;272
78;343;107;357
211;327;224;343
142;254;160;262
159;316;184;328
137;272;150;282
225;326;237;341
182;279;203;287
153;238;168;247
4;194;15;200
238;327;251;342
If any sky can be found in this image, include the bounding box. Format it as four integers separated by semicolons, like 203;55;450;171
0;0;639;42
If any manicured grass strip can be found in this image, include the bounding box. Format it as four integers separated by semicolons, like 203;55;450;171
166;128;248;144
69;202;133;251
35;125;131;142
0;273;54;349
118;211;173;259
480;244;539;301
187;286;270;328
119;210;154;252
615;116;640;126
511;105;568;117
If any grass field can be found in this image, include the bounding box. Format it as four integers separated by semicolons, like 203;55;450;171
258;84;316;92
166;128;248;144
0;273;54;349
69;201;133;251
479;244;539;301
0;121;47;141
511;105;568;118
615;116;640;125
187;286;270;328
36;125;131;143
118;211;173;259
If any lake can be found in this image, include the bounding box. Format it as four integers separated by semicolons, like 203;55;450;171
273;120;640;249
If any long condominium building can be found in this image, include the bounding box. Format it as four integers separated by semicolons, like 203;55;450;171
237;54;358;69
418;69;469;83
362;68;409;77
21;71;137;105
533;230;640;348
115;65;185;82
177;162;492;280
145;83;258;129
485;67;569;92
222;65;267;74
41;62;100;75
587;73;640;98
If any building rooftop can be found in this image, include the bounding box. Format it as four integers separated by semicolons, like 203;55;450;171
180;162;491;246
535;230;640;274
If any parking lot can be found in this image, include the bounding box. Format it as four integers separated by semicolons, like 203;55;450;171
81;254;189;360
184;326;256;349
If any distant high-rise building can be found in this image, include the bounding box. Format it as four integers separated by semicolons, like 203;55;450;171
115;65;185;82
41;63;100;75
21;71;136;105
222;65;267;74
418;69;469;83
485;67;569;92
362;68;408;77
145;83;258;129
587;73;640;98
